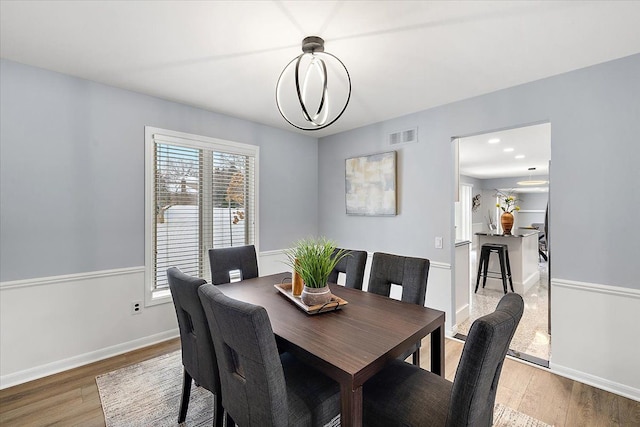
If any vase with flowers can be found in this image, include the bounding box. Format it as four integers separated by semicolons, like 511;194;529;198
495;190;520;235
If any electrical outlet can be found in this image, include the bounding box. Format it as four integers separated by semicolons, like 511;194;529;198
131;301;143;315
435;236;443;249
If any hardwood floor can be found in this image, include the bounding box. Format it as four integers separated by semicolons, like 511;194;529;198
1;337;638;426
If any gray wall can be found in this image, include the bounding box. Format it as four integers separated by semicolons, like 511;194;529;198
0;59;319;282
318;54;640;290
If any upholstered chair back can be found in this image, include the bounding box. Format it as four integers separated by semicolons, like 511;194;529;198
167;267;223;426
368;252;429;305
447;292;524;426
208;244;258;285
327;248;367;290
198;284;288;426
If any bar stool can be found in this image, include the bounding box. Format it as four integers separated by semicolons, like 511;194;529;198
475;243;514;294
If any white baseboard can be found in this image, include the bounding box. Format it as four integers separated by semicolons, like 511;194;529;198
550;362;640;402
0;329;179;390
520;270;540;293
456;303;470;324
449;324;459;337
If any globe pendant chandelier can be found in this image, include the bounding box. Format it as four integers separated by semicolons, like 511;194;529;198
276;36;351;131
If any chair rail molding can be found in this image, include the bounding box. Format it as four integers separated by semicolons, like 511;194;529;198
0;266;145;290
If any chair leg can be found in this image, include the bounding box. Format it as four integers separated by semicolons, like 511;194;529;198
539;249;548;262
481;251;489;289
504;248;514;292
475;249;485;293
179;368;192;423
498;250;508;294
412;349;420;366
214;392;224;427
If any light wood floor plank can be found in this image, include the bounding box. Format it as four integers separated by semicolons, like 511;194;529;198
566;381;622;427
497;357;534;410
618;395;640;426
517;367;572;426
494;359;531;411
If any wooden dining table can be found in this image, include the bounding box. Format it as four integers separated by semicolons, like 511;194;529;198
215;272;446;427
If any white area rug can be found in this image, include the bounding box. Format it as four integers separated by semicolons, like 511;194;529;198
96;350;552;426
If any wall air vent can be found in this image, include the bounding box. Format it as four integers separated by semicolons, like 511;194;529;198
389;127;418;145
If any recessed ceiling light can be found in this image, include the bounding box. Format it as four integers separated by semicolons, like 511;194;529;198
503;148;514;152
515;154;525;159
488;138;500;144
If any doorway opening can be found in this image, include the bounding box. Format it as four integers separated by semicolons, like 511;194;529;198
453;122;551;367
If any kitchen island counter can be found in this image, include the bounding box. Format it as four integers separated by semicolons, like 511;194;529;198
474;231;539;293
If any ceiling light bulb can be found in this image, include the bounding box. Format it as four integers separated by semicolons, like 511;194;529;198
503;148;514;152
515;154;525;159
488;138;500;144
517;180;549;186
517;167;547;185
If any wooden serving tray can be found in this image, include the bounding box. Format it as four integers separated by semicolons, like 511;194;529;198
274;283;348;314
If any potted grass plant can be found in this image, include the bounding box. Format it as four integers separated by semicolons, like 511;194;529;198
284;237;349;306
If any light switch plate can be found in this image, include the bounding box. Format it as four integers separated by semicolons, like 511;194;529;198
435;236;443;249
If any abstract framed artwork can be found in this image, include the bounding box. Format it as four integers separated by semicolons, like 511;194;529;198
345;151;397;216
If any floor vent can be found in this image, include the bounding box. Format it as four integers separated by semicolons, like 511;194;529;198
389;127;418;145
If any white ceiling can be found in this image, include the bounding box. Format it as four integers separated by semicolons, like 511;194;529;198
2;1;640;139
459;122;551;179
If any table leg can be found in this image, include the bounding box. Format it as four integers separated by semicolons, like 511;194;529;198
340;382;362;427
430;325;445;376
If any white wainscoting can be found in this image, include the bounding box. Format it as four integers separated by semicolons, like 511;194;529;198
425;261;454;336
258;249;290;276
0;267;179;389
550;278;640;401
0;252;296;389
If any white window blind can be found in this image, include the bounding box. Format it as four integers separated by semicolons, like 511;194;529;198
145;127;258;303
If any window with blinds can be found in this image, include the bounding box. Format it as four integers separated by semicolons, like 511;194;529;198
145;127;258;303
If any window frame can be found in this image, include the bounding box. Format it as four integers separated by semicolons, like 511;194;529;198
144;126;259;306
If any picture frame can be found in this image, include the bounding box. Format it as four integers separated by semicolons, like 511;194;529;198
345;151;397;216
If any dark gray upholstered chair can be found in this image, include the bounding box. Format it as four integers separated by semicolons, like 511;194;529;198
198;284;341;427
327;248;367;290
208;244;258;285
363;293;524;427
167;267;223;427
367;252;430;365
